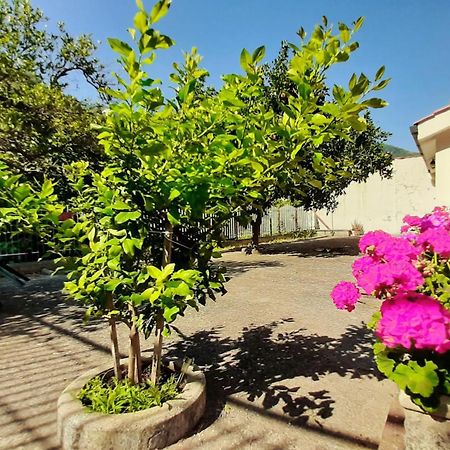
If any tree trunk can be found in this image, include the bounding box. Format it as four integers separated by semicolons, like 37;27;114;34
128;304;142;384
251;212;262;250
150;221;173;385
106;292;122;380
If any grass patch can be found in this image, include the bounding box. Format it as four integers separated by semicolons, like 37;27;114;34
78;375;179;414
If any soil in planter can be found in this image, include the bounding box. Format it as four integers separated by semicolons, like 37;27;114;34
78;362;184;415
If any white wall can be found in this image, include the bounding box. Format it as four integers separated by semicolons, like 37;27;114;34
435;143;450;206
318;156;439;234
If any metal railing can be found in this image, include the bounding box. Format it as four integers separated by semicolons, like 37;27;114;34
0;206;317;262
222;206;316;240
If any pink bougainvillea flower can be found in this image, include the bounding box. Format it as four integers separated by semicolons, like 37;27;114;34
377;292;450;353
417;227;450;258
330;281;361;312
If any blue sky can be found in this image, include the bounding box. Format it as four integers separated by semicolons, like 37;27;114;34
33;0;450;151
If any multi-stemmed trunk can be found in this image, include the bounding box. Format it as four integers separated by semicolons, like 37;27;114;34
128;303;142;384
106;292;122;380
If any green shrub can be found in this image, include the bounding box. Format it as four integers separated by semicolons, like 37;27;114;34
78;374;179;414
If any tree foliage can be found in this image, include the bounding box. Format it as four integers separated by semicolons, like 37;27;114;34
242;38;393;244
0;0;392;393
53;0;391;388
0;0;107;198
0;0;108;92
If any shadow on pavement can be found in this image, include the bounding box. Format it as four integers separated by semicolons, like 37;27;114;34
257;236;361;258
167;319;382;449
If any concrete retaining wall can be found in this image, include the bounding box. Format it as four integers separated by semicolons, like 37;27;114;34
318;156;440;234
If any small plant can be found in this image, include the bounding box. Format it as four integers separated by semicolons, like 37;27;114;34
78;374;179;414
350;220;364;236
291;229;317;239
331;207;450;412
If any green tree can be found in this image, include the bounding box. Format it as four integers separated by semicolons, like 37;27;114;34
0;0;107;198
244;37;393;248
55;0;391;392
0;0;108;92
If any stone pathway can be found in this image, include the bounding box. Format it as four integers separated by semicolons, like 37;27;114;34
0;237;396;449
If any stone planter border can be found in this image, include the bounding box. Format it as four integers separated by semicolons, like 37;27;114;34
57;359;206;450
399;391;450;450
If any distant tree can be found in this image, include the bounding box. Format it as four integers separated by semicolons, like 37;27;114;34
244;39;393;248
0;0;108;198
0;0;108;94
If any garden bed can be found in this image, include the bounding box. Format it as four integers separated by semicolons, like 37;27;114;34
57;359;206;450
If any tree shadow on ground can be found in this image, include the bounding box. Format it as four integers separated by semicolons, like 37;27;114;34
223;260;284;277
166;319;382;438
0;275;104;336
257;236;361;258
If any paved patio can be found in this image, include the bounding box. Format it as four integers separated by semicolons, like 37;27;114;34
0;237;397;449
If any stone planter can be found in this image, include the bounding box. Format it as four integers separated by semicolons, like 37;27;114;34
57;360;206;450
399;391;450;450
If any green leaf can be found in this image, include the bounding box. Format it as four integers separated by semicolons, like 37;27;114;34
375;352;395;376
375;65;385;81
130;293;145;305
240;48;252;72
134;11;148;34
168;188;181;202
122;239;135;256
167;210;181;226
115;211;141;224
362;98;388;108
149;0;171;24
297;83;312;100
367;311;381;330
104;279;121;292
353;16;364;32
111;200;131;211
40;179;54;198
311;114;328;126
160;263;175;281
136;0;145;11
252;46;265;64
147;265;162;279
348;116;367;131
163;305;179;322
373;79;391;91
108;38;133;57
308;179;322;189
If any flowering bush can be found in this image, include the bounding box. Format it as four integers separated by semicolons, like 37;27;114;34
331;207;450;412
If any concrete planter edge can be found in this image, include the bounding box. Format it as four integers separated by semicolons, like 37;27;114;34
57;359;206;450
399;391;450;450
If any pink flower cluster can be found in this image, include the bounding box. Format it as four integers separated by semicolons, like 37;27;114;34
331;281;361;311
417;227;450;258
377;293;450;353
402;207;450;234
350;231;423;295
330;207;450;355
352;256;423;295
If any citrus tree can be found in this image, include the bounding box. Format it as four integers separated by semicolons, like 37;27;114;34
54;0;390;389
247;25;392;248
0;162;62;241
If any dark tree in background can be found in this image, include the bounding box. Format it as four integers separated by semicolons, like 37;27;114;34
0;0;108;199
